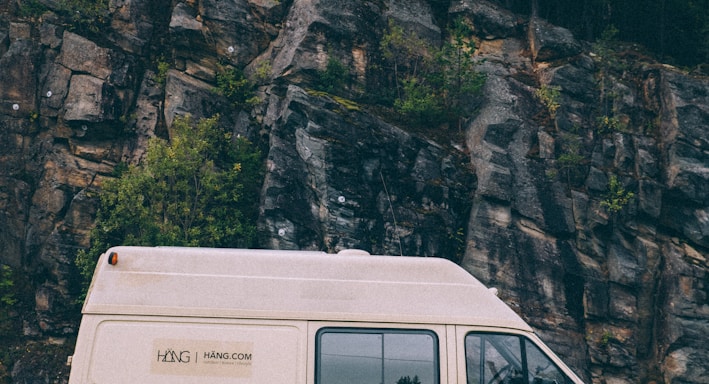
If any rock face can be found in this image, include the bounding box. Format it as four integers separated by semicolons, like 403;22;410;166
260;84;472;255
0;0;707;382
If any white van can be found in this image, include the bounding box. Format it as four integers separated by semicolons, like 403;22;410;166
68;246;585;384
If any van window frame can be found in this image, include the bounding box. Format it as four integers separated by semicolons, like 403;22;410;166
315;327;440;384
464;331;574;384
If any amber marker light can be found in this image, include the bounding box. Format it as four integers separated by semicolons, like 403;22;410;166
107;252;118;265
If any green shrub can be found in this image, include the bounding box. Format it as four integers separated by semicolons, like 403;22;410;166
601;175;634;213
253;60;272;84
76;114;264;297
18;0;48;18
555;133;586;186
156;59;170;86
381;17;485;128
435;17;486;123
394;78;445;125
0;266;16;308
58;0;110;33
315;57;349;94
535;85;561;118
600;330;613;346
596;115;628;134
557;153;585;169
214;66;260;109
557;133;585;170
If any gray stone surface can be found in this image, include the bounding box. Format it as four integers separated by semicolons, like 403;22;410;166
0;0;707;382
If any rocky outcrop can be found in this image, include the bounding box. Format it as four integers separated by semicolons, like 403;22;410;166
259;84;473;255
0;0;707;382
458;4;709;381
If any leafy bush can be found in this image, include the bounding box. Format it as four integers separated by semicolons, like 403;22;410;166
557;152;585;169
601;175;634;213
394;78;444;125
0;265;18;346
434;17;486;124
76;114;263;295
155;59;170;86
315;57;349;94
58;0;110;33
252;60;272;84
596;115;628;134
553;133;586;186
0;265;16;308
535;85;561;118
380;19;432;86
18;0;48;18
380;17;485;128
214;66;260;109
557;134;584;167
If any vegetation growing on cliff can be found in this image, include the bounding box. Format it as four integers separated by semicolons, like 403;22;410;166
213;66;261;109
379;17;485;128
17;0;47;18
601;175;635;214
315;57;350;94
75;115;263;295
0;266;16;309
535;85;561;120
19;0;110;33
60;0;110;33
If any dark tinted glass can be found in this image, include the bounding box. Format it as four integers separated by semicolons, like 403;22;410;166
318;329;438;384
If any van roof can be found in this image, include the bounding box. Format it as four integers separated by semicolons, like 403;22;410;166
83;246;532;331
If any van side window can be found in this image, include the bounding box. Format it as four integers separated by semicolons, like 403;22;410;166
465;333;572;384
317;329;439;384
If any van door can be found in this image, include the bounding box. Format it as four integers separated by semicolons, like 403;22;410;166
455;327;583;384
308;322;448;384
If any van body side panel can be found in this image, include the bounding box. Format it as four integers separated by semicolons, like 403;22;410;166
68;316;100;383
70;315;305;384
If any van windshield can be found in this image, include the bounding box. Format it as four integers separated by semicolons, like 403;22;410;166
465;333;573;384
317;329;439;384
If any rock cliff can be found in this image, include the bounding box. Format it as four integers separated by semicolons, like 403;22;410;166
0;0;707;382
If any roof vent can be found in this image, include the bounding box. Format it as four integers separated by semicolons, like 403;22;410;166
337;249;371;256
